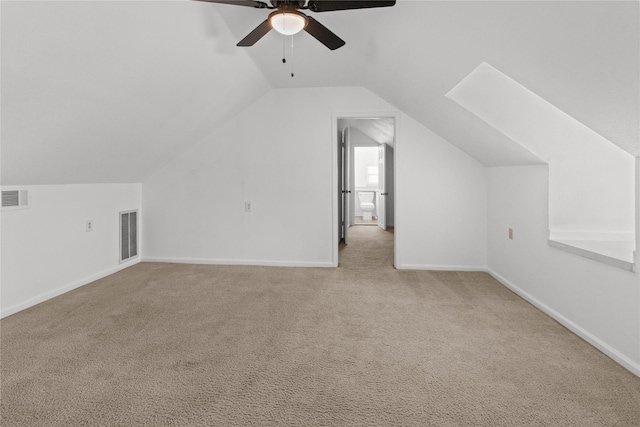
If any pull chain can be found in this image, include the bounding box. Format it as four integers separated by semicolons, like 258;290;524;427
282;33;286;64
290;36;294;77
280;33;295;78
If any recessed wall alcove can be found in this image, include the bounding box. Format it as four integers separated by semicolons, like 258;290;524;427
447;62;636;270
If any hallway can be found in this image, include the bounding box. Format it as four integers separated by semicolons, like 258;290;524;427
339;225;394;268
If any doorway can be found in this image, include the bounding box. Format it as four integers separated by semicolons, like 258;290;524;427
334;115;396;266
353;146;381;225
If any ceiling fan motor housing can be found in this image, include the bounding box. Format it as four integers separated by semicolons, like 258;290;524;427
270;0;305;10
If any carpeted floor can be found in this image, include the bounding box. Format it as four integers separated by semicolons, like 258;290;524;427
2;226;640;426
354;216;378;225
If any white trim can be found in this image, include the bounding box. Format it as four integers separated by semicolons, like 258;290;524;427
1;205;30;212
143;257;334;268
0;259;141;319
331;111;400;269
487;268;640;378
548;239;634;271
331;114;340;267
395;264;488;272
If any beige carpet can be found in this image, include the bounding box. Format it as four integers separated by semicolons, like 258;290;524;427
354;216;378;225
2;226;640;426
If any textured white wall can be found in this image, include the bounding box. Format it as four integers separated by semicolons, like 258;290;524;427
487;165;640;375
143;87;487;269
1;184;142;317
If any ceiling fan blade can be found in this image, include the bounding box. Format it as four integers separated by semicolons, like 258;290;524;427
192;0;269;8
304;16;345;50
308;0;395;13
237;19;272;46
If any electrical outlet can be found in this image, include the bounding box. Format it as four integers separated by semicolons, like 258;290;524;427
508;228;513;240
245;202;252;212
86;220;93;232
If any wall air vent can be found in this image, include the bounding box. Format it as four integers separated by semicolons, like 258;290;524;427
2;190;29;210
120;210;138;263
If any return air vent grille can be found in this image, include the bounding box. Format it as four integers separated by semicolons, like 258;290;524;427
2;190;29;210
120;210;138;263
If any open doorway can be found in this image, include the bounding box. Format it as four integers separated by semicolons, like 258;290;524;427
352;145;392;226
335;116;396;265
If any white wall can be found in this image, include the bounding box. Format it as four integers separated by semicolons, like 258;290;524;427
487;165;640;375
448;63;635;237
1;184;142;317
396;116;487;270
354;146;379;189
143;86;487;270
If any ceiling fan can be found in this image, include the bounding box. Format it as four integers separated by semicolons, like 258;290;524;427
194;0;396;50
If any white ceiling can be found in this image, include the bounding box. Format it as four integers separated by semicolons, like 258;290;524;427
215;0;639;159
2;0;638;184
339;117;395;146
1;1;271;185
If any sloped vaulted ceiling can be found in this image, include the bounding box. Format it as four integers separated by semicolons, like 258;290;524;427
1;0;271;185
216;0;639;161
2;1;638;185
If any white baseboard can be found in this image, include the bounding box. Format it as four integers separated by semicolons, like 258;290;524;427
487;268;640;378
395;264;488;272
1;258;141;319
142;257;334;268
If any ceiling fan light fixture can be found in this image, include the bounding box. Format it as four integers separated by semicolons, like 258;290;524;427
269;11;307;36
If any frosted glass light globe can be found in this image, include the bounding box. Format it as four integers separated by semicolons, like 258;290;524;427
270;12;307;36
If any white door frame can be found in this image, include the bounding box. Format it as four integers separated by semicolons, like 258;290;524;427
377;144;387;231
331;112;399;267
349;140;379;228
343;127;351;244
